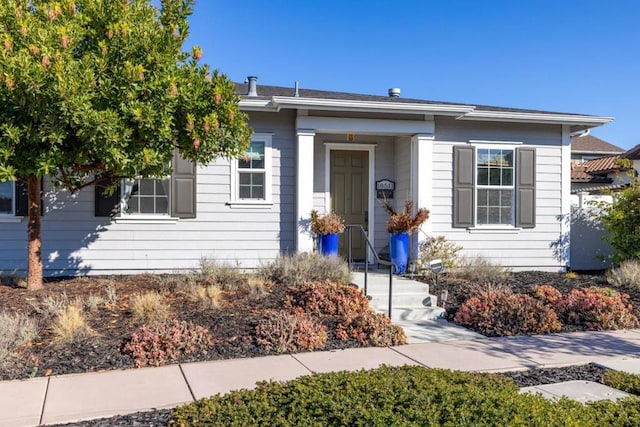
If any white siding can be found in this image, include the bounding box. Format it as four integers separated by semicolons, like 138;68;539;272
0;111;297;275
431;117;565;271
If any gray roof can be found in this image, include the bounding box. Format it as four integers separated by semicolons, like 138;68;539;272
623;143;640;160
571;135;624;154
235;82;601;117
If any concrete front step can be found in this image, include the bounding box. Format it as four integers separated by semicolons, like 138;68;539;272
372;305;446;321
367;292;436;308
351;271;431;295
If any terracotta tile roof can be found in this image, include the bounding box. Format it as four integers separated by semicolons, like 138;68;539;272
571;163;612;183
582;155;623;174
571;135;624;154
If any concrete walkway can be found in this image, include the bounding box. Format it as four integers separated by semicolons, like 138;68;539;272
2;328;640;426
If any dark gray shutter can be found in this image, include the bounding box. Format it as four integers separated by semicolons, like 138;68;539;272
95;180;121;217
516;147;536;228
453;146;475;228
15;179;44;216
14;180;28;216
171;149;196;219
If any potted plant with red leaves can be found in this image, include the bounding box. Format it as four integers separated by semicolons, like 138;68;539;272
383;200;430;274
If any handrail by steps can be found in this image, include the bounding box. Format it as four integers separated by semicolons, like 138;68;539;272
344;224;396;318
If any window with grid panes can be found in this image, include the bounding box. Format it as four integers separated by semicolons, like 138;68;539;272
476;148;514;225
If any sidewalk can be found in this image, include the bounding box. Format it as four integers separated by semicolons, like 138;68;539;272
2;328;640;427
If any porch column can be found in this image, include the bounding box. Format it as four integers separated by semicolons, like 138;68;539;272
296;129;316;253
410;134;434;249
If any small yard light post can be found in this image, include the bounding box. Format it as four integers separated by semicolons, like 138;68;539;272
429;259;443;285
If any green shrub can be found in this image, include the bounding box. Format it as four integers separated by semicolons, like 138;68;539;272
453;256;511;283
0;311;38;365
453;289;562;337
553;287;639;331
123;320;213;367
255;309;327;353
287;281;406;346
608;259;640;290
169;365;640;426
593;174;640;264
415;235;462;273
259;253;351;287
604;370;640;396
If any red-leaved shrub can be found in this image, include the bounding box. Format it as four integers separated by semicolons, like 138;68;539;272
255;309;327;353
453;290;562;337
532;284;563;304
287;281;406;346
123;320;214;367
553;287;639;331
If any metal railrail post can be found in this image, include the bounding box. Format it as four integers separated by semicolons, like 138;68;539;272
364;236;368;296
388;265;393;318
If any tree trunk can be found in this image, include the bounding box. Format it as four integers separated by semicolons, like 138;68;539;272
26;174;43;291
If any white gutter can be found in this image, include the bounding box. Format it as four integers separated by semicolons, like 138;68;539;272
238;96;614;127
458;110;613;126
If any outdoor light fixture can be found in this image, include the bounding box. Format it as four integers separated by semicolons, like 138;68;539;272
440;289;449;309
429;259;443;287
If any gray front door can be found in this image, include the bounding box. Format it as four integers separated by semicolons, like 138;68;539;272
331;150;369;260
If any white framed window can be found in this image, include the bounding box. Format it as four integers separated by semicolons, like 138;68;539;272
0;181;14;215
475;147;514;226
230;133;273;206
121;177;170;216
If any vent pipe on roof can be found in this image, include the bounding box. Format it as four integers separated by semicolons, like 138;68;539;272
246;76;258;96
388;88;401;98
294;81;299;97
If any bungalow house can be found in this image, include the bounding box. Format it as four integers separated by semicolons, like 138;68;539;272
570;134;623;164
0;77;613;275
571;155;631;196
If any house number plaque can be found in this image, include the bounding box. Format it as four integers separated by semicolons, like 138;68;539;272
376;179;395;199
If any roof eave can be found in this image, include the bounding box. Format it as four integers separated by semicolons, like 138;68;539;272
457;111;614;127
269;96;475;115
238;96;613;128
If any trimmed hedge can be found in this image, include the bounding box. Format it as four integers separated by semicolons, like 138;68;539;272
604;370;640;396
170;365;640;426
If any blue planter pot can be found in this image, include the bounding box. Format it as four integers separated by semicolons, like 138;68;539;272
389;232;409;274
319;233;339;257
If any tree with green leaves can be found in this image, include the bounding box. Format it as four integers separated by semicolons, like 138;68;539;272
593;158;640;265
0;0;251;290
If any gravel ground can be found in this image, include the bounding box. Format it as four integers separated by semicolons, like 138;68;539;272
51;364;610;427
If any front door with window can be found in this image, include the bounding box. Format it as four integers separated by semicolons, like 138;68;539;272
330;150;369;260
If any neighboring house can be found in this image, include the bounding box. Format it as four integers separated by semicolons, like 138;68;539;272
621;143;640;177
0;77;613;275
571;155;631;196
570;134;623;164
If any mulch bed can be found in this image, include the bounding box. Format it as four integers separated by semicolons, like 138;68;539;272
427;270;640;324
0;275;359;381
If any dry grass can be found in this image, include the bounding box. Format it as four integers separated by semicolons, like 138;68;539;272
176;281;224;310
608;260;640;290
0;311;38;364
51;304;92;343
452;256;512;283
259;253;351;287
30;294;69;320
130;292;171;324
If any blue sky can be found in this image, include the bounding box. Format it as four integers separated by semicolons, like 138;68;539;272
183;1;639;150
